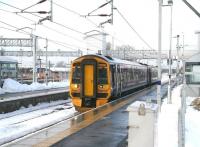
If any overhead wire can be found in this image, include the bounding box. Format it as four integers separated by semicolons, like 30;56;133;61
0;9;100;49
104;0;154;50
52;0;134;49
0;1;101;50
47;0;124;47
116;9;154;50
0;1;103;43
0;26;18;32
49;0;100;28
0;24;83;51
0;20;91;51
0;0;130;51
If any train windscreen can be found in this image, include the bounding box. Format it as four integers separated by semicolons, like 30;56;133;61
98;68;108;84
72;66;80;84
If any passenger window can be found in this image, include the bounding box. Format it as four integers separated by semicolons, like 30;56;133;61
72;66;80;84
98;68;108;84
111;65;115;87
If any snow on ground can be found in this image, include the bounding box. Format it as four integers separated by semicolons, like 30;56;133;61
1;75;200;146
185;97;200;147
157;84;200;147
0;100;70;120
1;78;69;94
1;73;170;95
161;73;176;84
0;100;76;145
0;88;5;95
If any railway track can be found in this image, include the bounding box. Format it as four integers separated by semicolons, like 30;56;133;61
0;100;71;120
0;101;78;146
3;84;162;147
1;81;172;146
0;87;68;114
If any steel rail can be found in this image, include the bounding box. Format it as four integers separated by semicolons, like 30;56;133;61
3;84;161;147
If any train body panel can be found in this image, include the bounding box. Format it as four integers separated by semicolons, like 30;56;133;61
69;54;157;111
69;55;111;110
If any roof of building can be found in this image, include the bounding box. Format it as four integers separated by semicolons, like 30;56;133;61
186;52;200;63
51;67;70;72
0;56;18;63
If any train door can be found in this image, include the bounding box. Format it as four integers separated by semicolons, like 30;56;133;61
84;65;94;95
81;59;97;107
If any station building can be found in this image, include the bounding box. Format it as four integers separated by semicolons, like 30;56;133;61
185;52;200;96
0;57;18;87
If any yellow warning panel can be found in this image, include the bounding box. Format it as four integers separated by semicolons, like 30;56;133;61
84;65;94;96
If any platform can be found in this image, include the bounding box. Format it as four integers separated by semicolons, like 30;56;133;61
51;84;169;147
0;87;69;113
43;84;168;147
3;83;169;147
0;87;68;101
52;104;129;147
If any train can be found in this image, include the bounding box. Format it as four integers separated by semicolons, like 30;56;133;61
69;54;158;111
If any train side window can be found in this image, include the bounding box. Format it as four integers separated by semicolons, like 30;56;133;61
72;66;80;84
98;68;108;84
110;65;115;87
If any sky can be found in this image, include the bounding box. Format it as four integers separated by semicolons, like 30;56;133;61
0;0;199;55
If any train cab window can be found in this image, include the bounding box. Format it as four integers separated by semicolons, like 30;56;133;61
72;66;80;84
98;68;108;84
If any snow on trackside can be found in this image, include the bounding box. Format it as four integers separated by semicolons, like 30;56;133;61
2;78;69;94
0;100;70;120
0;88;5;95
0;102;76;145
161;73;176;84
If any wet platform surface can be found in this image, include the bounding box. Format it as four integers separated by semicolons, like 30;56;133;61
51;83;170;147
52;105;129;147
4;83;170;146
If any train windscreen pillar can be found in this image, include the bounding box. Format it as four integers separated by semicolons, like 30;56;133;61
127;101;159;147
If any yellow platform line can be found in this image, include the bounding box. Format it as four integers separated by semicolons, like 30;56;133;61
34;87;154;147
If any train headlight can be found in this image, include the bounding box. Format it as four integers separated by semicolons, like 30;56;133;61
99;85;103;88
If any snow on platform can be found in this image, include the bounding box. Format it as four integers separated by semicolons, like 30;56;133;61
157;85;182;147
158;84;200;147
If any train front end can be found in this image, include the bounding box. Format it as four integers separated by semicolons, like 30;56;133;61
69;55;111;112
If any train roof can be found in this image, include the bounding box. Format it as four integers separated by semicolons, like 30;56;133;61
74;54;146;67
0;56;18;64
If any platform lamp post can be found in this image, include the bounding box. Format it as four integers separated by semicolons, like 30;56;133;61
168;0;173;104
16;27;38;83
44;38;48;85
174;35;180;85
157;0;163;111
160;0;173;104
32;36;38;83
